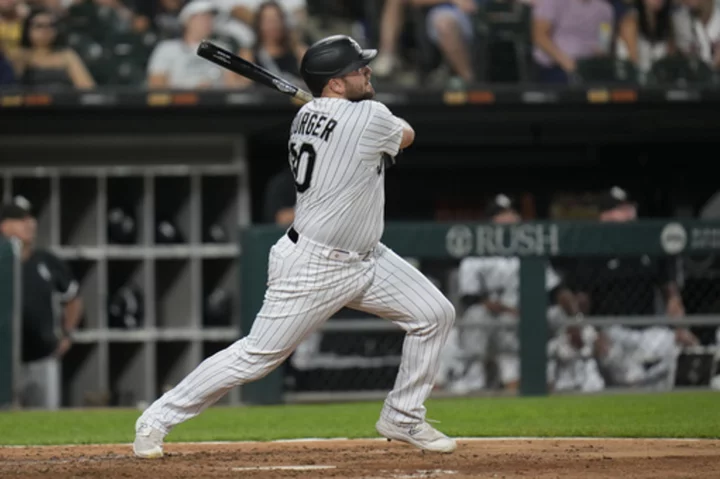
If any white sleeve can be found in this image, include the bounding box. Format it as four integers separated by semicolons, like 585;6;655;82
458;258;486;297
358;101;404;158
147;42;174;75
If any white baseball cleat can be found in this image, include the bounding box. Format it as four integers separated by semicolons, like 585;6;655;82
133;423;165;458
376;419;457;453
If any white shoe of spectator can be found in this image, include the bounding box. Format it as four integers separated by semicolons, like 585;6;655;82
373;53;398;78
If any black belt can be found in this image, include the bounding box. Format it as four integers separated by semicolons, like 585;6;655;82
288;227;299;243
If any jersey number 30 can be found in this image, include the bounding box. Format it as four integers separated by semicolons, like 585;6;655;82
289;142;316;193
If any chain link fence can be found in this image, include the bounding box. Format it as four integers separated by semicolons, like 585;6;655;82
283;254;720;399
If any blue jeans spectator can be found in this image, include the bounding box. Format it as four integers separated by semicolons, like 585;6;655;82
0;53;16;86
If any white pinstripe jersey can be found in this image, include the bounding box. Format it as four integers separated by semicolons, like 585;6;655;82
288;98;404;252
458;257;561;309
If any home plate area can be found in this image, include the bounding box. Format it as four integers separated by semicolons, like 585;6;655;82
1;438;719;478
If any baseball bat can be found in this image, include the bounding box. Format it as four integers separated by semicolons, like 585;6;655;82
196;40;314;104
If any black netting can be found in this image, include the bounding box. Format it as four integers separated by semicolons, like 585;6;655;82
284;254;720;396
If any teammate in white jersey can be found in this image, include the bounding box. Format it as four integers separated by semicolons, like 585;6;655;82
436;195;604;394
133;35;457;458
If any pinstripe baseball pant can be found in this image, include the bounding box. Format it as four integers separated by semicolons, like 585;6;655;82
138;233;456;433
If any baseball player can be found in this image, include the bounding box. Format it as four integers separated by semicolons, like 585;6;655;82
435;195;604;393
565;187;699;389
133;35;457;458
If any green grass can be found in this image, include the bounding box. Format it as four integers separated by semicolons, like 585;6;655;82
0;391;717;446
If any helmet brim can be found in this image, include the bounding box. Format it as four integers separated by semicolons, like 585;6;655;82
336;49;378;77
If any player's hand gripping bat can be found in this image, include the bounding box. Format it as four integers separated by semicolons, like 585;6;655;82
196;40;399;167
196;40;313;104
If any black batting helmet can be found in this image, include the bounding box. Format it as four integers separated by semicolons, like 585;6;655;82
300;35;377;97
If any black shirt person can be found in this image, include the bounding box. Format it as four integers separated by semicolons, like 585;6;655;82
262;167;296;226
565;187;698;388
0;198;83;409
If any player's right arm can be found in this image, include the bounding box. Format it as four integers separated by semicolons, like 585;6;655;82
397;117;415;150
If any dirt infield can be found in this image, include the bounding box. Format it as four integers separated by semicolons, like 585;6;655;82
1;438;718;478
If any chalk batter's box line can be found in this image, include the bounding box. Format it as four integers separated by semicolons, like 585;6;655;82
0;437;713;448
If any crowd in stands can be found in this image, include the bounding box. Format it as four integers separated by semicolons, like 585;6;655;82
0;0;718;89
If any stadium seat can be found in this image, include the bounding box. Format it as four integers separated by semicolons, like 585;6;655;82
95;4;132;35
68;33;113;85
646;54;717;86
66;1;132;44
474;0;532;83
106;31;157;66
110;60;146;87
571;57;639;85
65;1;107;41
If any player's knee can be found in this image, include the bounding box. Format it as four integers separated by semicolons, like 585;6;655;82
233;339;290;377
435;296;456;332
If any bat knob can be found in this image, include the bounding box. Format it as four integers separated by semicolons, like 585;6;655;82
197;40;210;54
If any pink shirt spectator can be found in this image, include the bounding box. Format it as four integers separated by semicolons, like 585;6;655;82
533;0;615;67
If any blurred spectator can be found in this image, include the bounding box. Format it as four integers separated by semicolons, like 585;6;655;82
373;0;407;78
609;0;640;67
618;0;674;73
0;197;83;410
410;0;476;83
147;1;240;88
14;8;95;89
672;0;720;68
532;0;614;83
237;1;306;88
435;194;600;393
0;48;15;84
131;0;186;38
0;0;26;55
263;166;295;225
210;0;307;49
566;186;699;389
32;0;74;15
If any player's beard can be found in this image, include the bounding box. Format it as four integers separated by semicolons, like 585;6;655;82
346;80;375;102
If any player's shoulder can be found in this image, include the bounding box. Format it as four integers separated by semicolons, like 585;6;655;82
362;99;394;116
307;98;390;112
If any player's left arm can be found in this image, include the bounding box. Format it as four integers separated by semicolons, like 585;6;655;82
396;117;415;150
